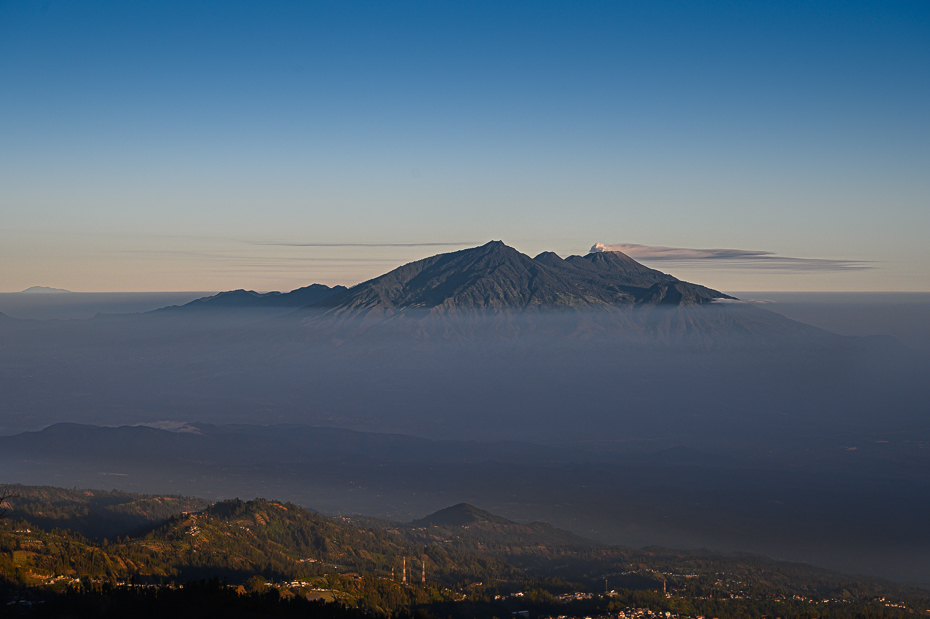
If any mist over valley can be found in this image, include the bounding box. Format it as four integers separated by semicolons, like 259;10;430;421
1;243;928;586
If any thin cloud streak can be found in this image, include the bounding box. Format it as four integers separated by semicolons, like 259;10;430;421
591;243;873;272
107;249;400;263
255;241;476;248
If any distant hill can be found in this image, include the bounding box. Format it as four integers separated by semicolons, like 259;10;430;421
0;492;517;589
157;283;347;313
19;286;70;294
411;503;515;527
0;483;210;539
402;503;603;566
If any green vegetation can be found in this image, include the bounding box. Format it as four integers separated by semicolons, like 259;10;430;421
0;484;210;539
0;497;515;587
0;485;928;618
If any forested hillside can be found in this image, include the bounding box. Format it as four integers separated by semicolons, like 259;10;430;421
0;486;928;618
0;484;210;539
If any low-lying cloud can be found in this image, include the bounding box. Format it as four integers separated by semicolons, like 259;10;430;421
591;243;872;272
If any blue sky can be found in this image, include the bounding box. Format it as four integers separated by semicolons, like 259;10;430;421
1;1;927;292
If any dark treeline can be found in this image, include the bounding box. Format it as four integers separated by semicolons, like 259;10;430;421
2;580;924;619
8;579;389;619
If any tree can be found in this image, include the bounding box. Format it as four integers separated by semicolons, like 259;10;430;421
246;574;268;594
0;490;18;520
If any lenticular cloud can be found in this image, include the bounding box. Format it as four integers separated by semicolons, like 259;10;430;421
591;243;870;272
591;243;772;261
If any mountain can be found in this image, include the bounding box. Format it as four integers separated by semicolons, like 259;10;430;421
306;241;731;319
411;503;515;527
19;286;70;293
291;242;850;346
158;283;347;313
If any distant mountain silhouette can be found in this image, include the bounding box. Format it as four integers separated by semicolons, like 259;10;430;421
20;286;70;294
405;503;603;553
411;503;515;527
285;242;874;345
308;241;731;319
159;283;346;312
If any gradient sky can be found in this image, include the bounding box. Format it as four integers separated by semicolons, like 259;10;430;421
1;1;928;292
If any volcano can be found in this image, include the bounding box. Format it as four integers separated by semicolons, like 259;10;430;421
306;241;732;320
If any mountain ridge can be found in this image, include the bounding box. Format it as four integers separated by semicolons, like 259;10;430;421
19;286;70;294
157;283;347;313
300;241;733;327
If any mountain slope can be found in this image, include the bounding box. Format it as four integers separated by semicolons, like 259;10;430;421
0;495;517;587
535;249;673;288
159;284;346;313
0;484;210;539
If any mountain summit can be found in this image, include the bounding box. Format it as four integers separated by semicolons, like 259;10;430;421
309;241;731;318
411;503;514;527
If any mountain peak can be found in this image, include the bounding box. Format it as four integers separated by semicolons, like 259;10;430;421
309;241;565;314
563;250;676;285
533;251;566;267
411;503;514;527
